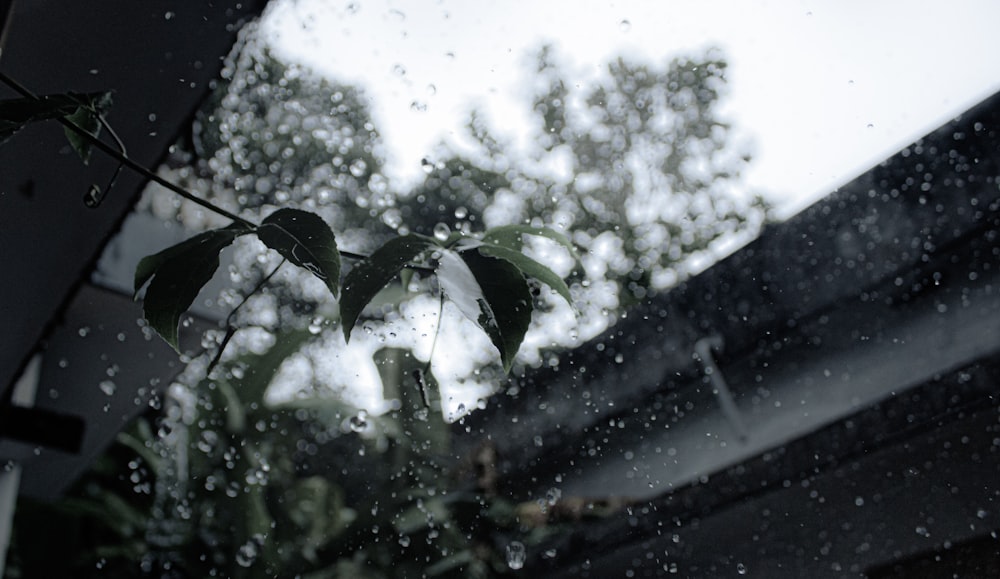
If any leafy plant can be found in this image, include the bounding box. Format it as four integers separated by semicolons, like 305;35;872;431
0;73;576;374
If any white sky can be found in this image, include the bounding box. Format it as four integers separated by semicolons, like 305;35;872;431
262;0;1000;219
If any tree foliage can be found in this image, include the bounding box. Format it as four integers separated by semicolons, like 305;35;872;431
414;46;768;301
1;22;769;578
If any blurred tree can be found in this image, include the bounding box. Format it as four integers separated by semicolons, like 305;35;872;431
190;25;386;240
411;46;769;305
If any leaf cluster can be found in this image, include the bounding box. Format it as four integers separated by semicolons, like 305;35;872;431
136;204;575;373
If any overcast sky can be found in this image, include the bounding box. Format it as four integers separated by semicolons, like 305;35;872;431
263;0;1000;219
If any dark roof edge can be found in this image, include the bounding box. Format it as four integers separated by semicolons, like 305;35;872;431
454;88;1000;463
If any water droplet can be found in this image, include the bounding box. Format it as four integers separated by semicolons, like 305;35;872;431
421;157;434;173
737;563;747;575
78;326;91;337
619;19;632;32
235;541;257;567
506;541;526;570
392;63;406;76
545;487;562;506
163;11;175;20
410;100;427;112
99;380;116;396
867;123;875;129
398;535;411;547
433;222;451;241
915;526;930;537
349;411;368;432
381;208;403;229
308;317;324;334
454;206;468;219
349;158;368;177
426;83;437;96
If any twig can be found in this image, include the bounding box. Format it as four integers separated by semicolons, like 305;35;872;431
0;71;393;266
0;70;255;227
205;258;287;375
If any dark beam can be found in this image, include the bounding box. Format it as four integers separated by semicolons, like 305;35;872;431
0;405;84;454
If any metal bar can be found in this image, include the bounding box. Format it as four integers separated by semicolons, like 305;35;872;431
694;336;749;442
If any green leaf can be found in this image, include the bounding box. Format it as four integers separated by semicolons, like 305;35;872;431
340;234;436;342
477;243;573;305
0;92;113;161
438;249;533;372
484;223;583;277
483;224;575;255
137;224;250;351
0;94;80;145
258;208;341;297
63;91;113;164
134;222;251;296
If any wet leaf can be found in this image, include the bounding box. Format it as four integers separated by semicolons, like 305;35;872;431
63;91;113;164
484;223;582;276
483;224;575;255
134;222;251;296
0;92;113;162
135;224;251;351
478;243;573;305
341;234;436;342
258;208;341;297
0;93;84;145
438;248;533;373
257;209;340;297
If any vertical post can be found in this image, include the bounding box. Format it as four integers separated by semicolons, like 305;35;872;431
0;352;40;577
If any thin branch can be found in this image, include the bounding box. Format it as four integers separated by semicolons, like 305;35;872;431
206;258;286;374
0;70;254;227
83;113;125;207
0;72;419;268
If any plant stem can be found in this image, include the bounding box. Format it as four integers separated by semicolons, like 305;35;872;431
0;72;390;265
0;70;256;228
205;258;287;374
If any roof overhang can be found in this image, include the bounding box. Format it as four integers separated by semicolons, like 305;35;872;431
0;0;269;497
